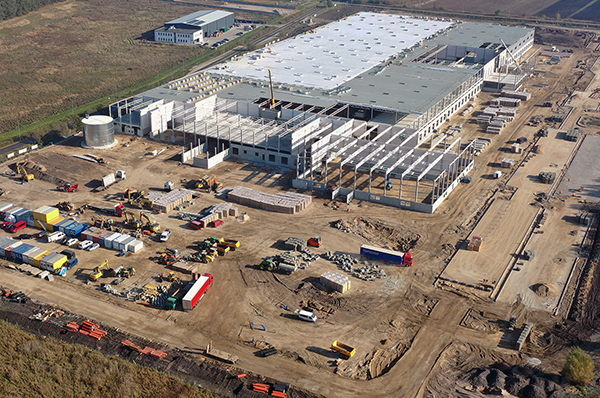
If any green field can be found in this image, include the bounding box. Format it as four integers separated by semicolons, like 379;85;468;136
0;0;270;143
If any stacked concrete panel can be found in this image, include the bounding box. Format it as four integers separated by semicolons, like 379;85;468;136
501;90;531;101
501;158;515;168
491;97;521;107
228;186;312;214
566;128;581;142
147;189;195;213
320;271;351;293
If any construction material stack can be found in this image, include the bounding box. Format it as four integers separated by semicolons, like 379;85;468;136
501;158;515;168
146;189;194;213
491;97;521;107
66;320;107;340
501;90;531;101
121;340;167;359
468;236;483;252
566;128;581;142
320;271;351;293
283;236;307;251
228;186;312;214
538;171;556;184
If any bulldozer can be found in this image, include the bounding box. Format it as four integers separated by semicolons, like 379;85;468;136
89;260;111;281
140;211;160;233
16;164;34;182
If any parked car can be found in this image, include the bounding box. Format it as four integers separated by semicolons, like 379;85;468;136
160;229;172;242
9;221;27;233
1;221;13;230
66;238;79;247
78;240;93;250
87;243;100;251
16;234;32;240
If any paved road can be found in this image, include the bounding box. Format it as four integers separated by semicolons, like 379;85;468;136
0;138;36;156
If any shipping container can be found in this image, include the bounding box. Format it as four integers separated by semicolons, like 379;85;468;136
11;244;35;262
0;203;14;212
24;247;45;264
119;236;136;252
4;207;23;222
113;235;130;251
360;244;412;266
32;251;50;267
103;232;121;248
33;206;60;223
40;253;67;271
0;205;16;220
65;222;86;237
128;240;144;253
182;273;214;311
46;217;64;232
4;241;24;259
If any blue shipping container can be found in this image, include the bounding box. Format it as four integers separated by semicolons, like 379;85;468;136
10;243;35;262
360;245;405;264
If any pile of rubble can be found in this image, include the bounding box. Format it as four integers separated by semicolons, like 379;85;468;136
323;251;387;281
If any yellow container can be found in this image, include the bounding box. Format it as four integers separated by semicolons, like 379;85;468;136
33;206;59;223
32;251;50;267
42;253;67;270
46;217;64;232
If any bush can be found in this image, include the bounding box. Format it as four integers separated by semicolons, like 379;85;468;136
563;347;596;386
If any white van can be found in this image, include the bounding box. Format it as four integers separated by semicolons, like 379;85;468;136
295;309;317;323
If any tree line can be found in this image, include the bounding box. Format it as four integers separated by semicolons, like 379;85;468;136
0;0;62;21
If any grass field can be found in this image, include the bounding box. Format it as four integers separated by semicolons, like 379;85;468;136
0;319;216;398
0;0;253;137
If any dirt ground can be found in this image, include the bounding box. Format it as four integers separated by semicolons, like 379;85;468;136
3;34;600;398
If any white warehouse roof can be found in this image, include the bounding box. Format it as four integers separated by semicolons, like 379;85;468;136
209;12;453;90
166;10;233;28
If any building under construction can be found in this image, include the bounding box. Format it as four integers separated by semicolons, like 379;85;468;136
109;12;534;212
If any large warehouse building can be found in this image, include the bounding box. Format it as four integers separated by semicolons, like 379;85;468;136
154;10;234;45
113;12;534;212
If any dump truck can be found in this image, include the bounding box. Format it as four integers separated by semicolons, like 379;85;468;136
87;203;126;217
332;341;356;358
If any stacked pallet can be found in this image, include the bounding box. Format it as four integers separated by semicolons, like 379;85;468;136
511;143;522;154
539;171;556;184
199;203;239;225
320;271;351;293
467;236;483;252
228;186;312;214
501;90;531;101
566;128;581;142
501;158;515;168
147;189;195;213
170;261;197;274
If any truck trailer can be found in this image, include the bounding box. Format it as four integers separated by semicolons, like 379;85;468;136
182;273;213;311
87;203;125;217
360;244;413;266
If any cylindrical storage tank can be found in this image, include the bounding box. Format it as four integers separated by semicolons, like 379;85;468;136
82;115;117;148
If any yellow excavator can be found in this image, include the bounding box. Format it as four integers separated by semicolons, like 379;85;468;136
92;215;113;230
124;211;142;229
140;211;160;233
89;260;111;281
16;165;34;182
131;196;153;210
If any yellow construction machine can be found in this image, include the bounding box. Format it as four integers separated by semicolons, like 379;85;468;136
92;215;114;230
122;188;144;201
16;165;34;182
89;260;111;281
131;196;153;210
140;211;160;233
189;175;222;192
124;211;142;229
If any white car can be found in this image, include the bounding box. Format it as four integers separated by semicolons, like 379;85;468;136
87;243;100;251
160;229;172;242
78;240;93;250
66;238;79;247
